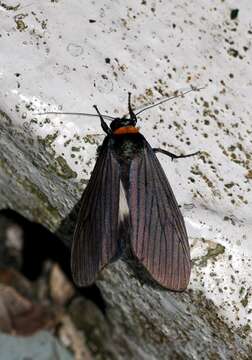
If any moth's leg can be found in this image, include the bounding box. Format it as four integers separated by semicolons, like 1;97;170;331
153;148;200;161
93;105;111;134
128;92;137;126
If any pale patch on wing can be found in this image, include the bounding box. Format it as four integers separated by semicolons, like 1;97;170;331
119;181;129;224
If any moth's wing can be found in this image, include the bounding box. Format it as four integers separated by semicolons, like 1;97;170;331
71;139;120;286
129;141;191;291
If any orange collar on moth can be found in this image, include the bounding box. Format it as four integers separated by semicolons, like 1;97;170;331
113;126;139;135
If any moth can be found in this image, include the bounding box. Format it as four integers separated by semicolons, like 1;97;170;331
71;92;199;291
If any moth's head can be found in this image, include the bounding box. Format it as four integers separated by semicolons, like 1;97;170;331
110;115;139;135
110;116;135;132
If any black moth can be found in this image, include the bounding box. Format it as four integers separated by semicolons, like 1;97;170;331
71;93;198;291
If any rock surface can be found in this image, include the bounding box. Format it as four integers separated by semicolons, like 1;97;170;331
1;1;252;359
0;331;73;360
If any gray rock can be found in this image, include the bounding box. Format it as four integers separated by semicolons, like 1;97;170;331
0;331;73;360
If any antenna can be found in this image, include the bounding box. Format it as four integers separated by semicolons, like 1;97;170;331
34;111;116;121
135;86;206;116
34;86;205;120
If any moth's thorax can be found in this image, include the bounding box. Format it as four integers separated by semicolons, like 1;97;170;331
112;132;144;161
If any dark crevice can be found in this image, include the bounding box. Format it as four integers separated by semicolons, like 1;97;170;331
0;208;106;314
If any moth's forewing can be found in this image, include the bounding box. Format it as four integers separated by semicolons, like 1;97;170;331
129;140;191;291
71;137;121;286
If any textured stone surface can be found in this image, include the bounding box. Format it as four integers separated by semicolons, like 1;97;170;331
1;1;252;358
97;261;251;360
